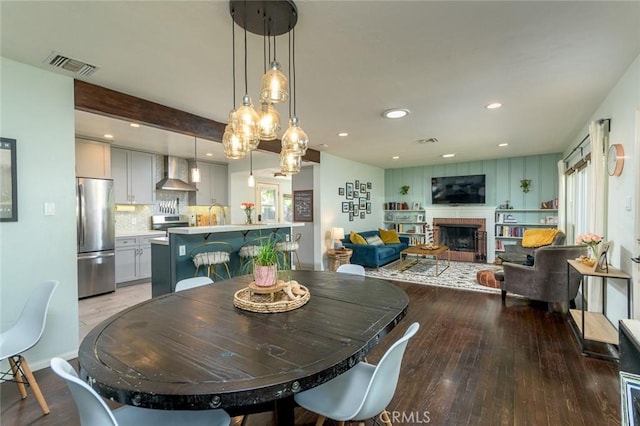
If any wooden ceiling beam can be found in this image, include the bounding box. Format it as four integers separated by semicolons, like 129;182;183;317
74;80;320;163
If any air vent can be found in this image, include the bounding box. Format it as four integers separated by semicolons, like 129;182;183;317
44;52;98;77
417;138;439;144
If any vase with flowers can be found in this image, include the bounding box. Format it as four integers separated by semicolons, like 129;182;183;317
575;233;602;259
240;202;254;224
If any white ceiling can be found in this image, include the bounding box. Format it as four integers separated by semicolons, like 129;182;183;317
2;1;639;169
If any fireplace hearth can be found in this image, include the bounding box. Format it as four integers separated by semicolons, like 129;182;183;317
433;217;487;263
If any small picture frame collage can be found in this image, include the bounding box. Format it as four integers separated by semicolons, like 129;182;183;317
338;180;373;221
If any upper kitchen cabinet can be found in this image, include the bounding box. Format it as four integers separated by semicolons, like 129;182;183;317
76;139;111;179
188;161;228;206
112;148;155;204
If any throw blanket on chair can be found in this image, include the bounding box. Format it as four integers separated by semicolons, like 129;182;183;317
521;229;561;248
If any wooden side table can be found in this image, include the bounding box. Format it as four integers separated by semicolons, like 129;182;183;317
327;248;353;272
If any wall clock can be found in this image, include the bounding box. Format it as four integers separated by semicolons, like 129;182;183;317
607;144;624;176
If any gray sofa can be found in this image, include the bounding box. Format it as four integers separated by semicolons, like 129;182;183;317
500;244;587;312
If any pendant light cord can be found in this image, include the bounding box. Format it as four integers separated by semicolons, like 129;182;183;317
288;30;292;119
231;12;237;109
243;11;248;95
292;27;296;116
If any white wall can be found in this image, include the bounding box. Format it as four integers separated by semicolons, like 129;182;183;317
318;152;385;270
0;57;79;370
565;54;640;321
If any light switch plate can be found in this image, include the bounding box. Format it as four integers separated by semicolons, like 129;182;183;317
179;245;186;256
44;202;56;216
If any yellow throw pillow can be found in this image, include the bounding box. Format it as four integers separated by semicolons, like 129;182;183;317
522;229;561;248
378;228;401;244
349;231;367;245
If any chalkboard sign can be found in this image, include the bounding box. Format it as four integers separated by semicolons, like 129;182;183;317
293;190;313;222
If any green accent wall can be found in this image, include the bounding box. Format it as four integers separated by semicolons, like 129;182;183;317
385;153;562;210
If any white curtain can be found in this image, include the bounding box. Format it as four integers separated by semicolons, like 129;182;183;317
586;120;608;311
557;160;566;234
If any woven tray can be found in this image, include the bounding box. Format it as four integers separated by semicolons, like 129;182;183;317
234;283;310;313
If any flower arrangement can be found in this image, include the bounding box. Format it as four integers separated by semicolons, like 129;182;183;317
575;233;602;258
240;202;255;224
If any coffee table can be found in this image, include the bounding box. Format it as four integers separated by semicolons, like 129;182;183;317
400;245;450;276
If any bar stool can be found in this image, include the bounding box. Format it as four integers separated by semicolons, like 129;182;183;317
238;242;261;275
190;242;233;281
276;233;302;270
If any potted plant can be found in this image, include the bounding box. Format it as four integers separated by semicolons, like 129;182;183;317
253;235;281;287
520;179;532;193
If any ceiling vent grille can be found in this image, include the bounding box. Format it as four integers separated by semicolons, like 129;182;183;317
44;52;98;77
417;137;439;144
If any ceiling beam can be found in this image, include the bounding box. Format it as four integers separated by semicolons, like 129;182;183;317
74;80;320;163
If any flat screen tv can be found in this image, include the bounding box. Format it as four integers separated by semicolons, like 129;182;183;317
431;174;486;205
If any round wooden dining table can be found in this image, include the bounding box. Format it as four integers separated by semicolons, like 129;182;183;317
78;270;409;424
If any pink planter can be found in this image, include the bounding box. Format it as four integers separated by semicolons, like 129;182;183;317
254;264;277;287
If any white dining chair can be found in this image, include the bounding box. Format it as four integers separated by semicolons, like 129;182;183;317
0;280;58;415
175;276;213;292
294;322;420;426
50;358;231;426
336;264;365;276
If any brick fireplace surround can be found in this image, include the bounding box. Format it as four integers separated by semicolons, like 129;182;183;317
433;217;487;262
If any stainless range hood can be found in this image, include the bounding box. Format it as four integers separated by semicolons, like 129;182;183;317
156;156;197;191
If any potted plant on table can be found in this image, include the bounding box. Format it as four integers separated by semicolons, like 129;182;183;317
253;236;280;287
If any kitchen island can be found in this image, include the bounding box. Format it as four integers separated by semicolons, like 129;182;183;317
150;223;304;297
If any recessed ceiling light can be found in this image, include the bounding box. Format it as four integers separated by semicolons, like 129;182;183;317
383;109;410;119
497;143;509;147
485;102;503;109
337;132;348;137
129;123;140;128
441;153;455;158
205;153;213;156
392;156;400;160
103;134;114;139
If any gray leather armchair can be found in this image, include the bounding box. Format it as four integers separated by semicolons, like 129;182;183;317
498;231;566;264
501;245;587;312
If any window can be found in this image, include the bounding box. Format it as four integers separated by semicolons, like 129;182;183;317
256;183;279;223
283;194;293;222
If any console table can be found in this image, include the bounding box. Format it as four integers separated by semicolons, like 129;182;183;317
567;259;631;360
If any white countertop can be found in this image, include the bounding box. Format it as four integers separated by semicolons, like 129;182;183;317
149;236;169;245
116;230;166;238
168;222;304;235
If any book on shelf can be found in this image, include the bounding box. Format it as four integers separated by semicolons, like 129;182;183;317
495;225;524;237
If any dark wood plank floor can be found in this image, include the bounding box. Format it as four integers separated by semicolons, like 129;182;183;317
2;281;620;426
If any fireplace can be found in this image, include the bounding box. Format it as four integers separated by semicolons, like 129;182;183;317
433;218;487;263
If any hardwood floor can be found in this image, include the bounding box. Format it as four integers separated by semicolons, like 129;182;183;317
2;281;620;425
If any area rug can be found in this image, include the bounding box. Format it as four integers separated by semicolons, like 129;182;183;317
365;259;502;295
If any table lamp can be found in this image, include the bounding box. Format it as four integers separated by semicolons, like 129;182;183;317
331;227;345;250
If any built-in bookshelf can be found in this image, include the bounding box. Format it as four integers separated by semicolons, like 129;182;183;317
383;209;432;246
494;209;558;253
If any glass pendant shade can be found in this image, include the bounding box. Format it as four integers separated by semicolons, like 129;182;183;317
259;102;280;140
248;173;255;187
222;124;247;159
281;116;309;155
280;150;301;174
260;61;288;104
191;167;201;183
232;95;261;150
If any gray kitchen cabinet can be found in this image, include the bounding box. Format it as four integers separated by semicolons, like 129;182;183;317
189;161;228;206
112;148;154;204
115;235;155;283
115;237;138;283
76;139;111;179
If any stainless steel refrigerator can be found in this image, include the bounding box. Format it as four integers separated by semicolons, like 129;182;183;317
77;177;116;298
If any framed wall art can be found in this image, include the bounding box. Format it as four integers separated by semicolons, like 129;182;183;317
0;138;18;222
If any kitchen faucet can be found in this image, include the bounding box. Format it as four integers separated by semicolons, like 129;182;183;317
209;203;227;226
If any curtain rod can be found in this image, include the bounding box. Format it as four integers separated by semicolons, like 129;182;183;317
563;118;611;163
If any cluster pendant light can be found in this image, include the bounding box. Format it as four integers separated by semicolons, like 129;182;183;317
225;0;308;176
